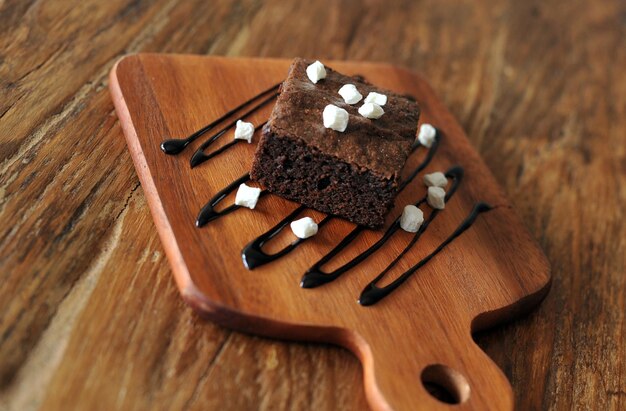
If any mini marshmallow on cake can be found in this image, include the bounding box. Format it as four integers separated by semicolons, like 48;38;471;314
338;84;363;104
358;102;385;120
427;186;446;209
418;123;437;148
364;92;387;106
234;120;255;143
323;104;349;132
235;183;261;209
306;61;326;84
400;205;424;233
290;217;318;239
423;171;448;188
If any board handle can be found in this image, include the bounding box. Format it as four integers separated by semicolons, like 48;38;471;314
341;323;514;411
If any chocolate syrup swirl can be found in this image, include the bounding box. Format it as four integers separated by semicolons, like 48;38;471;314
190;122;267;168
301;166;463;289
196;173;268;228
242;207;333;269
160;84;493;305
160;83;279;155
358;202;493;306
190;97;274;168
401;134;440;190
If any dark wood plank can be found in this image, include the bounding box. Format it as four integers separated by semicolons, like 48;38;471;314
0;0;624;410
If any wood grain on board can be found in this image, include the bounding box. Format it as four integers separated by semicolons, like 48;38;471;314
110;53;550;410
0;1;624;410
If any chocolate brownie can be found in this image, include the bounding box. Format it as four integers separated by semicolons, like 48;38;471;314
250;58;420;228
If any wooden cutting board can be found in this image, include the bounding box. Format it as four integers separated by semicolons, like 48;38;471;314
109;54;551;411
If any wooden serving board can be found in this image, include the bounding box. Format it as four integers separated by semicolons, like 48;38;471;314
109;54;551;411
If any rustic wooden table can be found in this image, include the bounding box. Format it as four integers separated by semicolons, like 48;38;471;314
1;1;624;410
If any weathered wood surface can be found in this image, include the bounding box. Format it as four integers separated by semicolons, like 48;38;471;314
0;0;624;410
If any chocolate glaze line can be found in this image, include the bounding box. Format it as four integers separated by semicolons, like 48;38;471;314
160;83;280;155
190;122;267;168
196;173;269;227
190;94;276;168
342;167;463;298
242;207;332;270
301;165;462;289
402;131;440;190
240;133;440;271
164;78;491;306
358;202;493;306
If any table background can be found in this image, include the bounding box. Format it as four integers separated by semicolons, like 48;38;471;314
0;0;624;410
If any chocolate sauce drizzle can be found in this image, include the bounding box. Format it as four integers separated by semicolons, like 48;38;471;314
189;122;267;168
240;135;441;270
358;202;493;306
160;82;279;155
401;134;440;190
241;207;332;269
301;166;463;289
161;84;493;305
196;173;269;227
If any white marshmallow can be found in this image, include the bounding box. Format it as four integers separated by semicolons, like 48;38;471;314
418;123;437;147
234;120;255;143
400;205;424;233
235;183;261;209
323;104;349;132
358;102;384;119
290;217;318;239
427;186;446;210
306;60;327;84
364;92;387;106
338;84;363;104
423;172;448;188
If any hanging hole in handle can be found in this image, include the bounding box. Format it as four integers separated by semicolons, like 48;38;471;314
420;364;470;405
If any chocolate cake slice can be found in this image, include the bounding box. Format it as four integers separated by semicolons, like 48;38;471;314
250;58;420;228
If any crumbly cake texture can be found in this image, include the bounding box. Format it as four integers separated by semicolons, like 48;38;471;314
250;58;420;228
